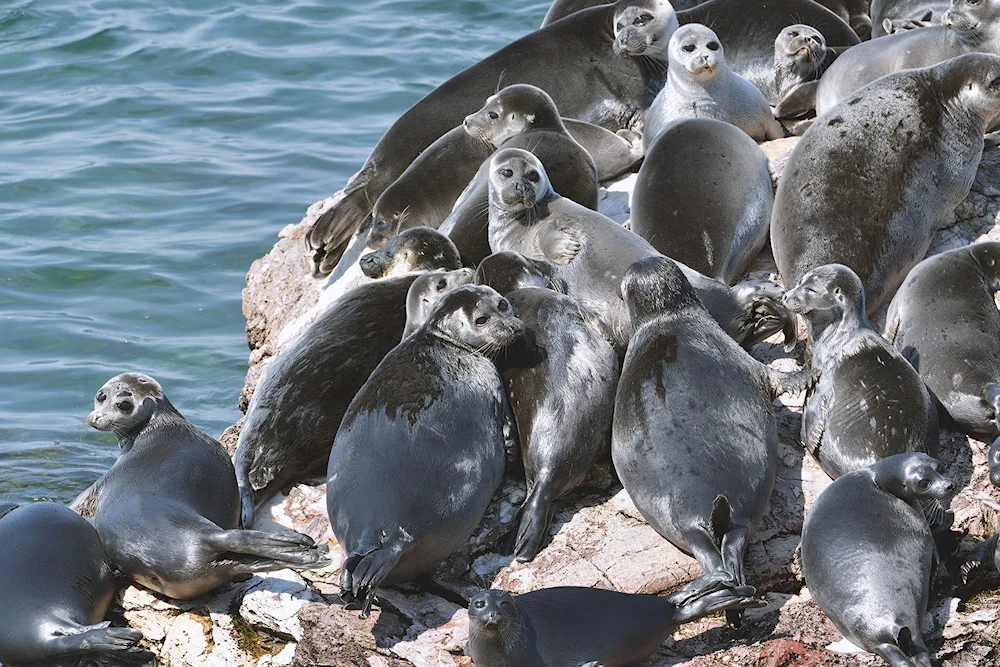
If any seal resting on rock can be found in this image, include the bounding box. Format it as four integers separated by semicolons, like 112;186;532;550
465;585;764;666
783;264;938;479
0;502;149;667
87;373;330;600
885;241;1000;439
801;453;955;667
771;53;1000;314
326;285;523;616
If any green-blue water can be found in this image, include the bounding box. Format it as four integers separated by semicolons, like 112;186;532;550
0;0;546;503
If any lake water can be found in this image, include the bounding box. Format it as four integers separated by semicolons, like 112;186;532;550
0;0;546;503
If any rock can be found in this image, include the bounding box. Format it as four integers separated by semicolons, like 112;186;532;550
140;140;1000;665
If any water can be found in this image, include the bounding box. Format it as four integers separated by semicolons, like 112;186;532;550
0;0;546;503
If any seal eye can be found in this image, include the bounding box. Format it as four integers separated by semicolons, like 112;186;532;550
790;31;799;37
473;599;486;610
707;41;720;51
475;315;490;326
634;13;653;26
116;400;134;413
436;278;448;291
488;111;499;120
968;0;980;5
497;299;510;312
682;44;696;53
96;391;107;403
500;600;513;609
989;76;1000;89
499;168;514;179
526;170;540;183
917;479;930;490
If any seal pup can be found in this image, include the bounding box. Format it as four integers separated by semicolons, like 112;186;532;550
358;226;463;279
772;53;1000;314
631;117;772;285
306;0;680;277
644;24;783;149
476;251;618;562
487;147;795;353
87;373;329;600
815;0;1000;115
885;242;1000;438
783;265;938;479
612;257;816;613
234;263;474;527
327;285;523;616
0;502;149;667
801;453;955;667
466;585;764;666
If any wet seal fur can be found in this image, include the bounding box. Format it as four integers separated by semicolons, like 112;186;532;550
801;453;955;667
326;285;523;616
465;585;764;666
87;373;330;599
486;147;795;353
0;502;150;667
644;24;783;149
476;251;618;562
771;53;1000;314
612;256;817;621
885;242;1000;440
631;117;772;285
784;264;938;479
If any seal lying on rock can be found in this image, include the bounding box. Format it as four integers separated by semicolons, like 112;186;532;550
801;453;955;667
0;502;149;667
612;256;816;623
358;224;463;280
772;53;1000;314
784;264;938;479
88;373;330;600
476;251;618;562
326;285;523;616
885;242;1000;439
487;147;794;353
465;585;764;667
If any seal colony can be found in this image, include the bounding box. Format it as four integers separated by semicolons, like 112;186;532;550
7;0;1000;665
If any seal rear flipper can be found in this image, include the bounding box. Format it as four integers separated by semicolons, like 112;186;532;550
206;528;331;570
875;626;932;667
666;584;764;626
48;625;144;661
307;188;374;279
514;483;555;562
341;545;404;618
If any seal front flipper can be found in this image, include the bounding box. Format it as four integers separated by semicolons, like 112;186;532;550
767;367;821;397
961;533;998;583
70;476;104;519
538;224;582;265
990;436;1000;488
773;81;819;120
802;395;829;457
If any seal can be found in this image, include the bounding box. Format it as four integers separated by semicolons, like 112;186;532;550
306;0;679;277
0;502;148;667
487;147;796;352
872;0;951;38
234;265;474;527
644;24;783;149
466;585;764;667
783;264;939;479
358;226;463;279
87;373;330;600
612;256;816;619
631;117;772;285
815;0;1000;115
327;285;523;616
800;453;955;667
740;25;837;115
476;251;618;562
884;241;1000;438
562;118;644;181
771;53;1000;314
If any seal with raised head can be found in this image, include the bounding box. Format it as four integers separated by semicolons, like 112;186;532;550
783;264;938;479
740;25;837;116
0;502;149;667
801;453;955;667
631;117;772;285
87;373;329;600
466;585;764;667
476;251;618;562
815;0;1000;115
306;0;680;277
645;24;783;149
612;256;815;614
234;263;474;527
772;54;1000;314
487;147;795;352
358;226;463;279
327;285;523;616
885;241;1000;438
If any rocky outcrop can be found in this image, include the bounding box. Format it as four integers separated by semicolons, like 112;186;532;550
134;139;1000;666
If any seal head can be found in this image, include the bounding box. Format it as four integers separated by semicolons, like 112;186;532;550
88;373;165;441
475;250;566;294
360;227;462;278
670;24;724;82
488;149;557;215
873;453;955;501
427;284;524;354
402;268;477;338
613;0;679;59
464;85;562;148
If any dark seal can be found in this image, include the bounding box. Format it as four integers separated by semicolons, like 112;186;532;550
0;502;148;667
87;373;329;600
885;241;1000;439
476;251;618;562
326;285;523;616
466;585;764;667
772;53;1000;314
801;453;955;667
359;226;463;279
783;264;938;479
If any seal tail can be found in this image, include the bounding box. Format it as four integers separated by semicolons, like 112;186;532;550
307;189;375;279
340;541;404;618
